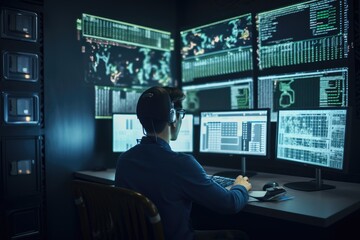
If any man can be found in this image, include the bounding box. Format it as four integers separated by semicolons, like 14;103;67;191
115;86;251;240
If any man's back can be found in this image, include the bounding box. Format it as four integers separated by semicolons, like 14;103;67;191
115;136;249;240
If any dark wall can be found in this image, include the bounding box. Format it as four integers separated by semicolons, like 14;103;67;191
43;0;178;239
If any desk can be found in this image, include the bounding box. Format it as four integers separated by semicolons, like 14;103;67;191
74;166;360;229
74;168;116;185
205;166;360;228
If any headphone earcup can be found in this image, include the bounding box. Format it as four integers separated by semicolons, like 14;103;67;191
169;107;176;124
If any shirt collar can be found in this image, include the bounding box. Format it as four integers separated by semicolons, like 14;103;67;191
140;136;171;150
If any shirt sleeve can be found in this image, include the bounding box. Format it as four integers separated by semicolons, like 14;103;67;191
176;154;249;214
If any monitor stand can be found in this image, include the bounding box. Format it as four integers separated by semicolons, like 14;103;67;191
214;157;257;179
284;168;335;191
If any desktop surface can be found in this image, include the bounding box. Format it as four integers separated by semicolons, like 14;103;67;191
74;168;116;185
203;166;360;226
74;166;360;228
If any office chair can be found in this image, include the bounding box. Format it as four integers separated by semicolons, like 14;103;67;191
72;179;165;240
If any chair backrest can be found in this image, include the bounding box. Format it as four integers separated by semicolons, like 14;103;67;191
72;179;165;240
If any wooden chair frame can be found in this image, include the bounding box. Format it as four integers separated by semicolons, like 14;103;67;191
72;180;165;240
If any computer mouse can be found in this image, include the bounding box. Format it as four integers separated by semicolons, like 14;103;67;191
262;182;279;191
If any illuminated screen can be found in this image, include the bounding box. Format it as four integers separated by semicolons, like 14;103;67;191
256;0;351;121
95;86;143;118
77;13;174;118
182;78;253;113
199;109;270;157
257;0;349;70
258;68;348;121
180;13;253;83
276;108;349;190
113;113;194;152
276;108;348;170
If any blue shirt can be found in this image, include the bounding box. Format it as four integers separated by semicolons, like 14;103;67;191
115;136;249;240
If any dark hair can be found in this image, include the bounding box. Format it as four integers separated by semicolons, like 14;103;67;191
140;119;168;135
137;86;186;134
162;86;186;110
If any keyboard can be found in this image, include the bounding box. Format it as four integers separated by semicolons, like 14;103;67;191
211;175;235;188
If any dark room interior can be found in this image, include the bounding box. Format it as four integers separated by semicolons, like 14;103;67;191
1;0;360;239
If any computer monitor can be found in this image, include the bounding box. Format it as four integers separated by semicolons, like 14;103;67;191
257;68;349;121
180;13;253;84
95;86;144;119
77;13;175;119
172;113;194;152
113;113;194;152
199;109;270;177
276;108;350;191
78;13;174;87
256;0;350;71
182;78;254;114
256;0;352;121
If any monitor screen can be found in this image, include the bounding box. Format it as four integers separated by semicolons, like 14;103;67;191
256;0;350;70
79;13;174;87
257;68;349;121
276;108;349;190
113;113;194;152
182;78;254;113
172;114;194;152
77;13;174;119
256;0;352;121
180;13;253;83
112;114;142;152
199;109;270;157
95;86;144;118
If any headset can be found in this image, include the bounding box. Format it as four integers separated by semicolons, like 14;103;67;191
137;86;176;124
